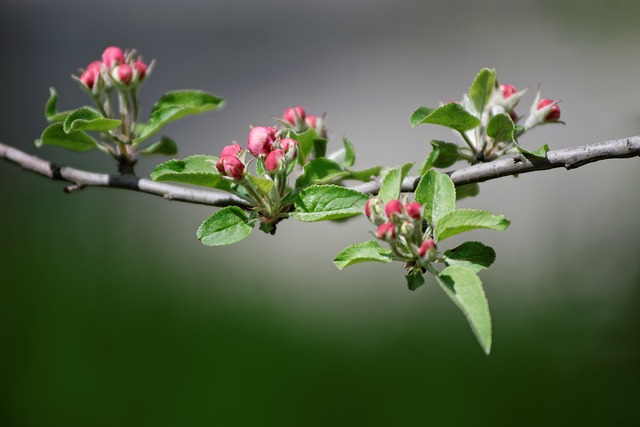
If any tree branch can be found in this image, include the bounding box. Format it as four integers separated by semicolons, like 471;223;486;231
2;135;639;207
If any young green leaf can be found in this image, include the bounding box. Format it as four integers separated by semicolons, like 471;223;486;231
516;143;550;159
468;68;497;115
455;183;480;200
434;209;510;241
346;166;383;182
486;113;515;143
62;107;121;133
197;206;253;246
44;87;72;122
292;185;368;222
140;136;178;156
405;270;426;291
36;123;98;152
150;155;232;191
410;104;481;133
246;175;274;195
313;138;328;158
137;90;224;142
378;163;413;203
436;266;492;355
333;240;393;270
342;137;356;168
287;128;318;164
419;140;459;174
415;170;456;226
443;241;496;272
296;158;346;188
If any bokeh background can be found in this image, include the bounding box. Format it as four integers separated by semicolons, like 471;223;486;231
2;0;640;425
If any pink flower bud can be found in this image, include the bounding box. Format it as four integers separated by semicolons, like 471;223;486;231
384;199;404;218
419;239;436;258
80;68;99;89
216;156;245;180
102;46;125;69
280;137;298;155
112;64;133;85
500;84;517;99
247;126;275;157
376;222;396;240
283;106;306;126
86;61;103;74
265;149;285;171
305;115;318;129
405;202;422;220
537;98;561;121
220;143;242;158
134;61;148;80
365;199;374;219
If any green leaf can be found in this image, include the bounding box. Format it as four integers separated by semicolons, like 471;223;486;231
63;107;121;133
443;241;496;272
378;163;413;203
333;240;393;270
342;137;356;168
44;87;72;122
405;271;426;291
313;138;328;158
517;143;549;158
296;158;346;188
287;128;318;164
436;266;492;355
137;90;224;142
419;140;459;174
140;136;178;156
150;155;232;191
197;206;253;246
415;170;456;226
456;183;480;200
345;166;383;182
246;175;274;195
36;123;98;152
435;209;510;241
292;185;368;222
410;104;481;133
468;68;496;115
486;113;515;143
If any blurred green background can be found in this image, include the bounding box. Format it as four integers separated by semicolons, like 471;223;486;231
2;0;640;425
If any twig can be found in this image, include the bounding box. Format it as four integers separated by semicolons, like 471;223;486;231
2;136;640;207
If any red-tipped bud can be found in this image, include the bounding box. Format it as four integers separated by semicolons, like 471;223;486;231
376;222;396;240
216;156;245;180
385;199;404;218
220;143;242;158
405;202;422;220
283;106;306;126
80;68;99;89
247;126;275;157
365;199;374;219
112;64;133;85
419;239;436;259
537;98;561;121
500;84;517;99
305;115;318;129
102;46;125;69
134;61;148;80
265;149;285;172
280;137;298;155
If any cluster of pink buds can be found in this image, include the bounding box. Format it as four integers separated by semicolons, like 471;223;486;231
491;83;560;127
279;105;327;138
216;127;300;180
365;197;437;262
77;46;152;93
